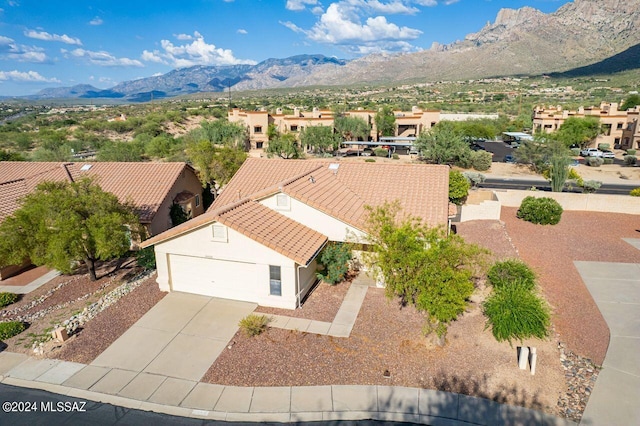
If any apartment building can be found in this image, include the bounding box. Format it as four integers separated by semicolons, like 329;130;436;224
228;107;441;149
533;102;640;149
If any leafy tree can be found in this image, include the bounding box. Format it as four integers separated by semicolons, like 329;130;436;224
374;106;396;138
267;123;279;141
190;119;247;149
0;179;143;281
170;202;189;226
554;117;601;149
415;121;472;166
210;146;247;187
334;116;371;141
185;139;216;184
145;134;179;159
0;149;26;161
300;125;340;153
363;202;487;343
620;94;640;111
514;136;569;173
266;133;301;159
316;242;352;285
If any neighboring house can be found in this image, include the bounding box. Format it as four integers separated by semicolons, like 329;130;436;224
533;102;640;149
229;106;442;149
0;161;204;279
141;158;451;310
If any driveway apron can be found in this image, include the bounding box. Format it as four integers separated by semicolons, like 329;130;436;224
91;292;256;382
575;254;640;426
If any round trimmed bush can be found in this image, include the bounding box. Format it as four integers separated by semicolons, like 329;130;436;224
624;155;637;166
487;259;536;291
449;170;470;205
627;149;637;156
483;285;550;344
587;157;604;167
630;187;640;197
516;196;563;225
373;148;389;157
0;321;26;340
0;292;18;308
471;150;492;171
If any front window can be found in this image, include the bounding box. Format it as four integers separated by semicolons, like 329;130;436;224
269;265;281;296
254;126;262;134
290;125;298;132
195;194;200;207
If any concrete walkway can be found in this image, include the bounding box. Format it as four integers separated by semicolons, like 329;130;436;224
575;247;640;425
0;269;60;294
268;280;370;337
0;351;573;425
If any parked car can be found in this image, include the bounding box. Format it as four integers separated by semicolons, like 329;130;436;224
601;150;615;159
504;154;516;163
580;148;603;157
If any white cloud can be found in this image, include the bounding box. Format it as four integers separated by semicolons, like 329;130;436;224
286;0;319;11
24;29;82;45
0;70;60;83
413;0;437;5
63;48;144;67
0;36;48;63
175;33;194;41
443;0;459;4
237;29;248;34
141;32;256;67
288;2;422;54
89;16;103;26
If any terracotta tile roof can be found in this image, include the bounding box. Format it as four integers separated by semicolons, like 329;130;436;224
0;161;194;224
216;200;327;265
0;179;28;223
214;158;450;229
141;198;328;265
142;158;449;254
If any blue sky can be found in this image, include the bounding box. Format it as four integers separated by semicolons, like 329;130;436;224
0;0;572;96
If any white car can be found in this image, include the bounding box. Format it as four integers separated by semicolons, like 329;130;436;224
580;148;603;157
601;150;615;159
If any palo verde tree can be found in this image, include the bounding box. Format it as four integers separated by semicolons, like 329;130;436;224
414;121;472;166
0;179;143;281
334;115;371;141
266;133;301;159
374;106;396;138
299;125;341;154
362;202;487;345
554;116;601;149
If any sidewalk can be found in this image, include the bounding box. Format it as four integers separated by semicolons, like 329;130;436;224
0;351;574;425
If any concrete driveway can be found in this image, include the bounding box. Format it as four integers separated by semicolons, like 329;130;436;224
91;292;256;382
575;247;640;425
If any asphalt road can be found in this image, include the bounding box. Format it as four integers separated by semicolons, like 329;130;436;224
0;383;412;426
480;177;637;195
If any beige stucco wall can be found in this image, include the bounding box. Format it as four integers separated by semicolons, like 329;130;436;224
154;222;303;309
259;193;367;242
494;190;640;214
148;168;204;236
460;200;502;222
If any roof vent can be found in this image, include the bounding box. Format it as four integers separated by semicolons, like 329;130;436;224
80;164;92;171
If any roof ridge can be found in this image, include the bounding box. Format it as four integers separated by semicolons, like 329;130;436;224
276;163;324;190
212;197;254;218
0;177;27;186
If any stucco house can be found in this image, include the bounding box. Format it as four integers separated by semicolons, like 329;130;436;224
141;158;451;310
0;161;204;279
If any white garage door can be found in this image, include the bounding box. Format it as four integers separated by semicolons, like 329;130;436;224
168;254;257;302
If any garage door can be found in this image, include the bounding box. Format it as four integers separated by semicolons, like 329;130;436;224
168;254;257;302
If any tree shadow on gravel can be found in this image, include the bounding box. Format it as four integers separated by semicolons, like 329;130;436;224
428;371;545;411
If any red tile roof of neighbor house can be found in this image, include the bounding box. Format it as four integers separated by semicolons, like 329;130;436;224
0;161;196;224
141;158;451;263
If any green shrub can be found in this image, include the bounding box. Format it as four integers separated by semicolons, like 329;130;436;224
392;153;400;160
627;149;637;156
483;285;550;344
0;321;26;340
581;180;602;194
517;196;563;225
316;242;352;285
471;150;492;171
487;260;536;291
365;158;376;163
630;188;640;197
238;314;269;337
603;158;614;164
624;155;637;166
373;148;389;157
570;148;581;156
449;170;470;205
597;143;610;151
587;157;604;167
0;292;18;308
136;246;156;270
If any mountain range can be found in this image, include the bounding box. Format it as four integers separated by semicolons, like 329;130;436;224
30;0;640;101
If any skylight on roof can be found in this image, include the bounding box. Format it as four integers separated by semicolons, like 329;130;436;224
328;163;340;170
80;164;92;171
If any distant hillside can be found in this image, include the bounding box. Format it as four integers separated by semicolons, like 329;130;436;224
551;43;640;78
